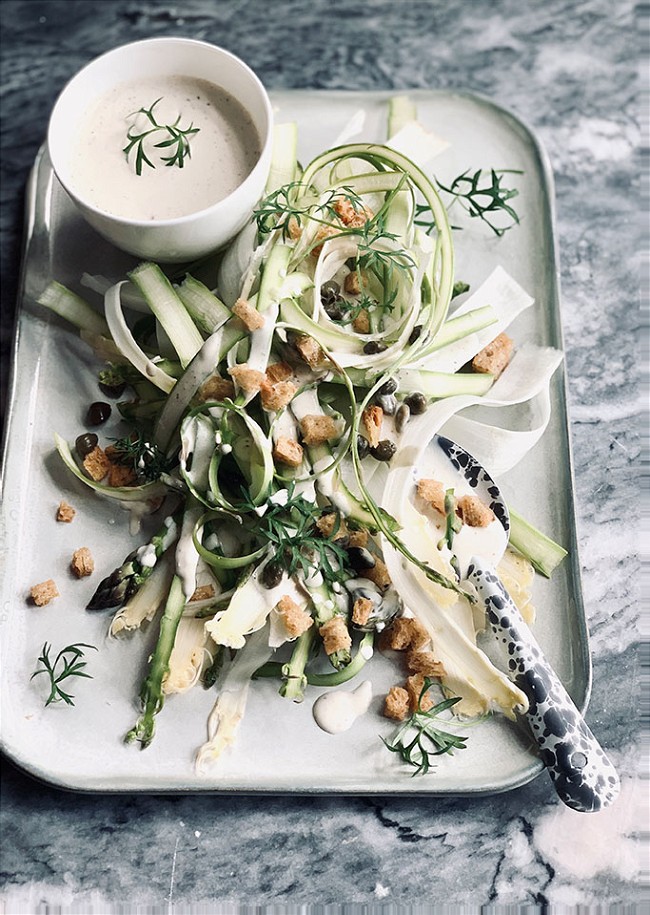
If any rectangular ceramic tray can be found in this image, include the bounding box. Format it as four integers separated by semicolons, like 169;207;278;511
0;90;590;794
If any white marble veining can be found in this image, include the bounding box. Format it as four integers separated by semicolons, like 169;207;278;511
0;0;643;911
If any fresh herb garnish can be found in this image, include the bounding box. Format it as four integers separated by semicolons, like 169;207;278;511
108;433;171;482
383;683;467;775
416;168;522;237
123;98;200;176
31;642;97;706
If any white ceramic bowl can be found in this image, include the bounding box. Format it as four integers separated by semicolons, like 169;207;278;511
47;38;273;263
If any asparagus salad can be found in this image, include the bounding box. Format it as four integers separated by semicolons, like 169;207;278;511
34;96;567;776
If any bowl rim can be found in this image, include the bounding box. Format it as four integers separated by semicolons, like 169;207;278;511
46;36;274;228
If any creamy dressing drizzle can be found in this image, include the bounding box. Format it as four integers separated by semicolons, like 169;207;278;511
312;681;373;735
70;75;261;220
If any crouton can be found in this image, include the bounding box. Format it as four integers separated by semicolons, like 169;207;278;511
416;478;447;516
232;297;265;332
471;332;513;379
30;579;59;606
189;584;216;602
359;557;391;590
406;674;435;713
362;405;383;448
272;437;304;467
107;463;137;488
197;375;236;403
299;414;340;446
319;616;352;655
333;197;373;228
71;547;94;579
352;309;370;334
352;597;373;627
56;501;76;523
384;686;410;720
379;617;430;652
406;650;446;679
265;362;294;384
82;445;110;482
347;528;369;549
344;270;366;295
311;224;340;257
228;364;266;395
315;512;347;541
260;379;297;412
294;334;328;368
277;595;313;638
287;216;302;240
456;494;494;528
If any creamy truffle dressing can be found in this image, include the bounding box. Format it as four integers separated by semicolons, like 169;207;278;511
70;75;261;220
312;681;373;734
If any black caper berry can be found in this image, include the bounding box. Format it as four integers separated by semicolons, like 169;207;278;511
320;280;340;301
363;341;388;355
370;439;397;462
86;401;112;426
376;394;397;415
347;546;376;571
98;381;127;398
404;392;427;415
323;298;344;321
378;378;398;395
75;432;99;457
408;325;423;345
261;560;284;590
356;434;370;459
395;403;411;433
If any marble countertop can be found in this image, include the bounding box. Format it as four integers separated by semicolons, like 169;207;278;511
0;0;643;911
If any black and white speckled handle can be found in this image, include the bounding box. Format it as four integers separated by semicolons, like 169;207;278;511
467;556;620;813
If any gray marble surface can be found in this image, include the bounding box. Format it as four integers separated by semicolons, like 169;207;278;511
0;0;644;911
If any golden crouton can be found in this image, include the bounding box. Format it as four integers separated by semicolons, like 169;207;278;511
71;547;94;579
405;650;446;679
333;197;373;227
294;334;328;369
384;686;410;720
232;297;265;332
416;478;447;516
82;445;110;482
352;309;370;334
456;494;494;528
359;557;391;590
277;595;313;638
299;414;340;446
472;332;514;379
311;224;340;257
406;674;435;713
315;512;347;541
347;528;369;549
228;364;266;395
197;375;236;403
379;617;430;652
30;579;59;606
344;270;366;295
56;500;75;523
287;216;302;240
319;616;352;655
265;362;294;384
260;379;297;412
107;463;137;488
189;584;216;602
272;437;304;467
362;405;383;448
352;597;373;627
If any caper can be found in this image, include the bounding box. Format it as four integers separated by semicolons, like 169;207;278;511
378;378;398;395
363;341;387;355
408;325;423;345
75;432;99;457
320;280;340;302
370;439;397;462
323;298;344;321
347;546;376;570
356;434;370;459
98;381;126;398
261;560;284;589
86;401;112;425
404;392;427;415
395;403;410;433
376;394;397;415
